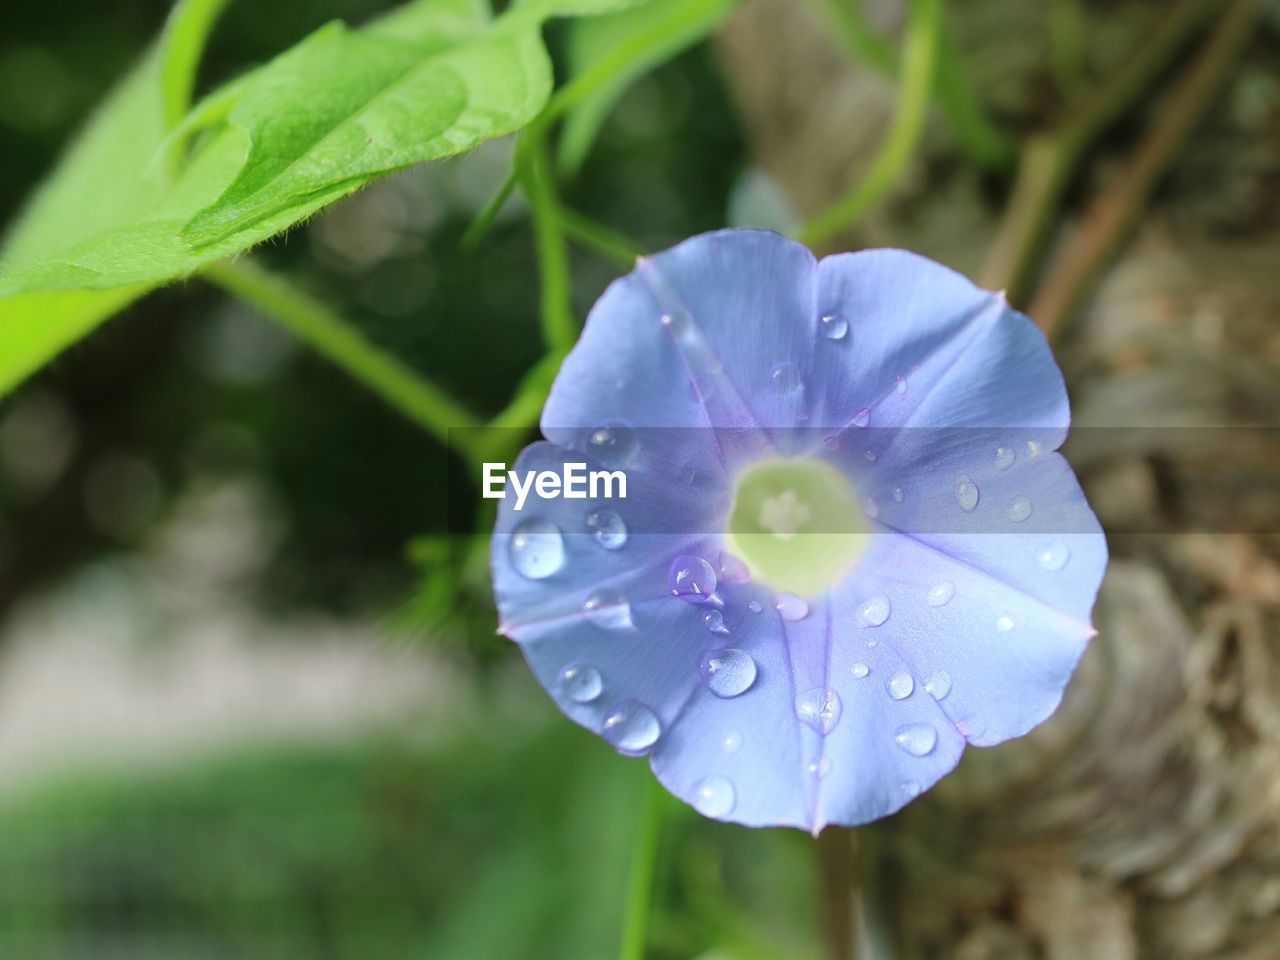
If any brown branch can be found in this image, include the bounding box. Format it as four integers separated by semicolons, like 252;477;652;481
980;0;1222;303
1030;0;1263;340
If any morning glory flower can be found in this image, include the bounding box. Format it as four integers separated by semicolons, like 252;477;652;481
491;229;1106;831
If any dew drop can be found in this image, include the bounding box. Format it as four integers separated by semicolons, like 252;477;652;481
901;780;922;799
1007;497;1032;522
559;663;603;703
895;723;938;757
586;424;637;465
894;376;907;395
852;407;871;428
774;592;810;622
583;589;633;630
721;729;743;753
602;701;661;754
1027;439;1043;457
822;435;841;451
863;495;880;518
857;594;891;627
927;581;955;607
699;648;757;699
996;615;1015;632
585;509;628;549
886;671;914;700
1037;540;1070;571
669;555;717;603
510;519;565;579
659;311;690;335
850;662;870;679
692;776;736;817
769;362;802;395
748;600;764;614
924;671;952;701
955;476;980;512
702;610;730;636
808;757;832;779
820;314;849;340
796;688;842;735
863;448;878;462
892;487;905;503
993;446;1015;471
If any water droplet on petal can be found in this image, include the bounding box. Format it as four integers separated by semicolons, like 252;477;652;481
602;701;661;754
996;615;1015;632
894;723;938;757
510;519;565;579
702;609;730;635
722;729;742;753
586;424;637;465
924;672;952;701
822;435;841;451
796;688;842;735
692;776;736;817
894;376;907;395
748;600;763;614
892;487;905;503
585;509;628;549
669;555;717;603
769;362;802;395
863;495;880;518
927;581;955;607
852;407;870;428
1037;540;1070;571
858;595;891;627
1007;497;1032;522
850;662;870;679
901;780;922;799
886;671;914;700
955;476;980;512
699;647;757;698
718;551;751;583
808;757;832;779
583;589;633;630
1026;439;1042;457
863;448;878;462
820;314;848;340
774;592;810;621
660;311;690;335
559;663;603;703
994;446;1015;471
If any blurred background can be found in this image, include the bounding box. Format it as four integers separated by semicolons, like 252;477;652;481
1;0;1278;958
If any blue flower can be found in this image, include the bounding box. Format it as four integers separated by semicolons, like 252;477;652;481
491;229;1106;831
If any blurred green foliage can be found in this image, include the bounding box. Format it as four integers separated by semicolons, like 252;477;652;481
0;724;818;959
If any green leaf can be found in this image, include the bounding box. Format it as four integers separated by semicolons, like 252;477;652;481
0;0;645;398
556;0;739;174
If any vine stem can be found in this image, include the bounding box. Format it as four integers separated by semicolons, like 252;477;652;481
617;776;665;960
1030;0;1262;340
794;0;941;250
204;260;483;460
816;826;863;960
979;0;1222;302
516;133;578;354
808;0;1012;170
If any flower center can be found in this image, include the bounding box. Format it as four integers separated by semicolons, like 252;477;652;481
724;458;869;597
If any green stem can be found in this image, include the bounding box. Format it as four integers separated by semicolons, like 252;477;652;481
617;777;665;960
461;166;519;248
516;134;577;354
794;0;941;249
204;260;482;457
808;0;1011;171
159;0;234;130
980;0;1222;301
560;208;646;267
